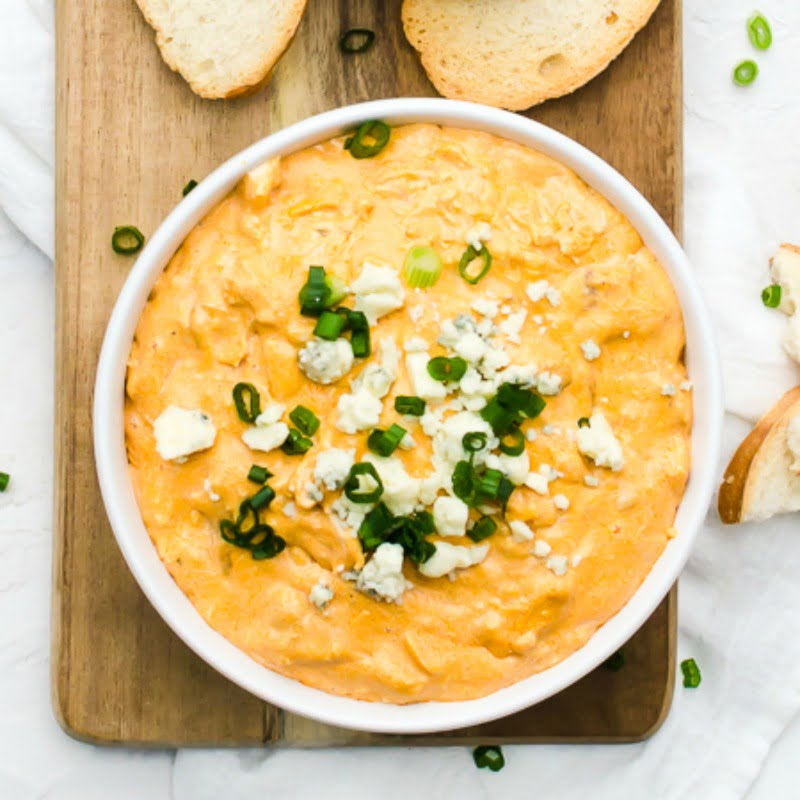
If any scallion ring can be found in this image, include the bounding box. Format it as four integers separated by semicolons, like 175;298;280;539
394;395;426;416
344;462;384;504
681;657;702;688
357;501;395;549
0;472;8;492
248;484;276;512
298;266;329;317
251;533;286;560
462;432;487;454
344;120;391;159
452;460;477;506
498;427;525;456
182;179;198;196
467;516;497;543
497;477;515;508
281;428;314;456
733;59;758;86
289;405;320;436
762;284;782;308
314;310;346;340
427;355;467;382
473;746;505;772
111;225;145;255
403;245;443;288
477;468;503;501
747;12;772;50
232;382;261;423
367;424;407;458
247;464;272;484
458;243;492;285
351;328;372;358
339;28;375;54
578;417;591;428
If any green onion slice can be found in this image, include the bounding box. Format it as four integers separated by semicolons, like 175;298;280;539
473;745;505;772
111;225;145;255
497;477;515;508
314;311;346;340
499;427;525;456
477;468;503;500
325;275;349;307
289;405;320;436
367;424;407;457
733;59;758;86
249;484;276;511
298;266;330;317
394;395;426;416
232;382;262;423
481;384;546;435
281;428;313;455
467;516;497;543
603;649;625;671
462;431;487;454
427;356;467;382
182;179;198;196
344;462;384;504
747;12;772;50
578;417;591;428
452;460;477;506
358;502;395;549
351;328;372;359
251;533;286;560
458;244;492;285
247;465;272;484
339;28;375;54
762;284;782;308
0;472;9;492
403;245;443;288
344;120;391;159
680;657;702;688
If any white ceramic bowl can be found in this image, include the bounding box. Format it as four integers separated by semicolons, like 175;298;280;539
94;98;723;735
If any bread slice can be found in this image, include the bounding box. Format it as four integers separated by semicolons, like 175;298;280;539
402;0;662;111
770;244;800;363
719;387;800;524
135;0;308;99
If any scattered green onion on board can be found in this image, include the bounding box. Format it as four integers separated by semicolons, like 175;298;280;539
367;424;407;457
0;472;9;492
111;225;145;255
344;120;391;159
427;356;468;382
747;12;772;50
681;657;702;688
182;179;198;196
394;395;426;416
247;465;272;485
762;284;782;308
733;59;758;86
232;382;262;424
467;515;497;543
603;649;625;671
281;428;314;455
289;405;320;437
473;745;505;772
458;243;492;285
339;28;376;54
344;462;384;504
403;245;443;288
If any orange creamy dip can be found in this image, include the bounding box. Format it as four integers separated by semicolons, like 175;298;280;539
125;124;691;703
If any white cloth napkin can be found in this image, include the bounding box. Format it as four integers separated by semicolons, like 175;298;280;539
1;1;799;798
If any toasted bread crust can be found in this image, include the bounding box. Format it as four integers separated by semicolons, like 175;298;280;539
718;386;800;524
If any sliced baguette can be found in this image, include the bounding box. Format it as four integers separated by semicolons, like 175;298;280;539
135;0;308;99
770;244;800;363
401;0;662;111
719;387;800;524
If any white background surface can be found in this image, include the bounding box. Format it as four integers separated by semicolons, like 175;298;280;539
2;1;800;797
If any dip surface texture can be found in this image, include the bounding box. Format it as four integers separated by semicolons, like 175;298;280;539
125;124;691;703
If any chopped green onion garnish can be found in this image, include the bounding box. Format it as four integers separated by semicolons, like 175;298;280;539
578;417;590;428
289;405;320;436
314;311;346;340
232;383;262;423
325;275;349;307
462;432;487;454
281;428;313;455
182;179;198;196
345;309;369;332
248;484;276;511
497;477;515;508
298;266;330;317
473;745;505;772
603;649;625;671
477;468;503;500
351;328;371;358
458;244;492;285
747;12;772;50
0;472;8;492
479;397;515;436
733;59;758;86
339;28;375;54
357;503;435;563
344;462;384;504
482;383;546;435
680;657;702;688
344;120;391;159
499;427;525;456
467;516;497;542
247;465;272;484
395;395;426;416
367;424;407;457
403;245;443;288
427;356;467;382
250;533;286;560
762;284;782;308
357;502;395;549
452;460;477;506
111;225;144;255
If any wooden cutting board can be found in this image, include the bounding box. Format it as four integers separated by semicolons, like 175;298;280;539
54;0;682;746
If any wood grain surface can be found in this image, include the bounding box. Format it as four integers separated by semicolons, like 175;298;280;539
53;0;682;746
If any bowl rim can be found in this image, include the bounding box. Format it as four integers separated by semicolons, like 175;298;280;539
94;97;723;734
